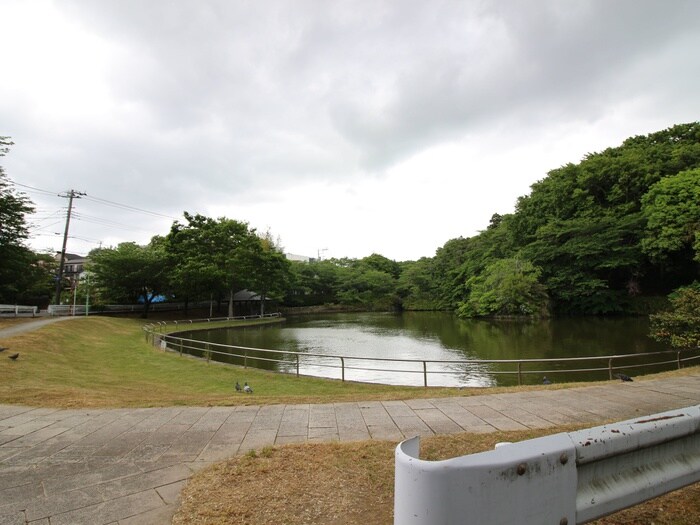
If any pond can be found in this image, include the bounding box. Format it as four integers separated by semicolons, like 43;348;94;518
176;312;672;387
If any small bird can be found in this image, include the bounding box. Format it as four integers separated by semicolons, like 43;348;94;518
243;382;253;394
615;373;633;382
0;347;8;353
235;381;242;392
542;376;552;385
8;353;19;361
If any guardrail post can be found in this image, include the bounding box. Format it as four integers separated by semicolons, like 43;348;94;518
340;357;345;382
423;361;428;387
517;362;522;385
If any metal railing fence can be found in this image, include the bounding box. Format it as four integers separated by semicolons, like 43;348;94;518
142;316;700;387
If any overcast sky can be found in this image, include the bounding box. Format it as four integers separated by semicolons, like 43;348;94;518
1;1;699;261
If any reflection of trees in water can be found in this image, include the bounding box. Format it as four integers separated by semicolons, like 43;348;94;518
176;313;668;386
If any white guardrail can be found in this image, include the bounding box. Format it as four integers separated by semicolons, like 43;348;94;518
395;405;700;524
0;304;38;316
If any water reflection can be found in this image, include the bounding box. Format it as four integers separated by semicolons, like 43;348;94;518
177;312;667;387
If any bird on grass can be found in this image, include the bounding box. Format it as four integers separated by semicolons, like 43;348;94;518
8;353;19;361
542;376;552;385
235;381;242;392
615;373;634;382
0;347;8;353
243;382;253;394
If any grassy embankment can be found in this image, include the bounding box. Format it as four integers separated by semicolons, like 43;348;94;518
0;315;472;408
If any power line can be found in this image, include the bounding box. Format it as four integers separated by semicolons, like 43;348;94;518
72;212;154;233
82;194;179;220
12;181;180;221
12;181;60;197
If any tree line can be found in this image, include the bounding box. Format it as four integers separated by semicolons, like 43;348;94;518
1;124;699;334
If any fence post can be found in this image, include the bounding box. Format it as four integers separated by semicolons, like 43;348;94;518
423;361;428;387
296;354;300;377
608;357;614;380
206;342;211;363
179;339;183;356
244;349;248;369
340;357;345;382
678;351;682;369
517;362;522;386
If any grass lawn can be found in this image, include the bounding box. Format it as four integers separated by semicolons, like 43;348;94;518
0;315;473;407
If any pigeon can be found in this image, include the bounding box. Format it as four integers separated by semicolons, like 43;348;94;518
8;353;19;361
243;382;253;394
235;381;242;392
615;373;633;382
542;376;552;385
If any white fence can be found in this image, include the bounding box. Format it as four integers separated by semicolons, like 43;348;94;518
0;304;38;317
394;405;700;524
47;301;214;316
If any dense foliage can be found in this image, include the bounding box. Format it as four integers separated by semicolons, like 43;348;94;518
649;283;700;348
6;123;699;323
416;122;700;317
0;137;55;306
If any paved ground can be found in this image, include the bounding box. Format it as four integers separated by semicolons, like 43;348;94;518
0;317;75;339
1;373;699;524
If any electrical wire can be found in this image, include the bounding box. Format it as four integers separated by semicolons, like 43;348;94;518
82;194;179;220
11;181;60;197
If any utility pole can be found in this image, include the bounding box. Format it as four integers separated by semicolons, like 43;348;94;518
54;189;86;305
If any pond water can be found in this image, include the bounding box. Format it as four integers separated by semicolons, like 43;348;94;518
178;312;671;387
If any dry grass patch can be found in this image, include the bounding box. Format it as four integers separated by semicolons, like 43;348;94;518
175;428;700;525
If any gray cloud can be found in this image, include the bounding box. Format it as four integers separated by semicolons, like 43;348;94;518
1;0;699;259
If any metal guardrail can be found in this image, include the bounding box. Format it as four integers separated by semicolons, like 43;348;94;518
0;304;38;317
394;405;700;524
143;317;700;386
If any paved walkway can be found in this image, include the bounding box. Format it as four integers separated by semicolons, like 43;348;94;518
1;373;699;524
0;317;75;339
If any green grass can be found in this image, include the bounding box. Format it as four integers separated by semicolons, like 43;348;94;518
0;316;462;407
3;315;695;409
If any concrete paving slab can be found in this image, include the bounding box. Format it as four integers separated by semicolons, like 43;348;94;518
0;372;697;524
0;511;25;525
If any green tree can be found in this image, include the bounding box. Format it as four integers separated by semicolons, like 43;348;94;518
284;259;344;306
649;284;700;348
457;258;549;317
166;213;259;317
397;258;440;310
89;241;169;317
0;137;37;303
249;232;292;315
641;168;700;263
